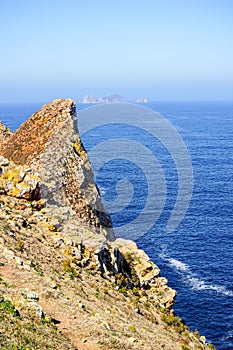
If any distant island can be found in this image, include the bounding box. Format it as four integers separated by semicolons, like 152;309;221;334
136;97;149;103
81;93;125;104
80;93;149;104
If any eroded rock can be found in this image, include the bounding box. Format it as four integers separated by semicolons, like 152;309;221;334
0;99;114;240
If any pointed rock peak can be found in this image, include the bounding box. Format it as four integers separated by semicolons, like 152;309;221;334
0;98;114;240
0;98;77;166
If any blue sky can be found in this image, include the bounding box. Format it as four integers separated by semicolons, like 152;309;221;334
0;0;233;102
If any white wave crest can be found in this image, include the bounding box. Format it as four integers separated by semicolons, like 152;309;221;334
221;329;233;341
168;258;190;272
160;247;233;297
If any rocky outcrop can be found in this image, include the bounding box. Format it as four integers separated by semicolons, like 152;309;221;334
0;155;175;309
0;99;114;240
0;166;213;349
0;121;12;143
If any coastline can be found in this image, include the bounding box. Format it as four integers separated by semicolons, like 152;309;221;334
0;99;216;349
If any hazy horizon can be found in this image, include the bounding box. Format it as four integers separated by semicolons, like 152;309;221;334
1;0;233;103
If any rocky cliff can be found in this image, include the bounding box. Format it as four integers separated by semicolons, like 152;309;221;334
0;100;215;350
0;99;113;240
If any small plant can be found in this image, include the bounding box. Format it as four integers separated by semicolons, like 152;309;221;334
112;331;120;337
132;287;139;296
128;325;136;332
17;241;24;252
160;313;186;333
98;340;107;345
118;286;127;296
143;301;151;309
39;316;57;329
48;224;57;231
208;344;216;350
30;261;44;276
181;331;188;337
181;345;190;350
94;292;100;298
160;307;167;314
116;273;127;288
62;259;72;273
0;297;20;318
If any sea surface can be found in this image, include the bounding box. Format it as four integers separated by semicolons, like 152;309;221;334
0;100;232;350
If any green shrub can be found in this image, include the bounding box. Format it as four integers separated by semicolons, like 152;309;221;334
160;313;186;333
118;287;127;296
0;297;20;318
181;345;190;350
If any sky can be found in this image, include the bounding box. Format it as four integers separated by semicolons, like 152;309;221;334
0;0;233;103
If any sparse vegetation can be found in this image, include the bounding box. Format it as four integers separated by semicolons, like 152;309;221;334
181;345;190;350
0;297;20;318
128;325;137;332
160;312;187;333
0;104;214;350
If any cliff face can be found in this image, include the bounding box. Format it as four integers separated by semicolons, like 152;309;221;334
0;99;113;240
0;100;214;350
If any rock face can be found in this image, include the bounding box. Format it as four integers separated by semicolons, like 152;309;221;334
0;99;114;240
0;121;12;143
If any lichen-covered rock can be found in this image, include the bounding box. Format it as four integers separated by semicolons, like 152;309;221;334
0;99;114;240
0;157;40;199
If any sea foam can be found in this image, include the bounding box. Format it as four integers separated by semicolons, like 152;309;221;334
159;246;233;297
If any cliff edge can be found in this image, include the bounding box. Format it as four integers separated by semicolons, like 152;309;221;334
0;100;215;350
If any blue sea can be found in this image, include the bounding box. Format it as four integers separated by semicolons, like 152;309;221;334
0;101;233;350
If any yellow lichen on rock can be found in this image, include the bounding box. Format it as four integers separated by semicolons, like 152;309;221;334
0;156;40;199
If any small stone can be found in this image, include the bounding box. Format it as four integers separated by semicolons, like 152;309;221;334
200;335;206;344
34;303;46;319
0;156;10;166
27;292;39;302
128;337;137;343
55;238;64;246
24;264;31;271
50;282;57;289
15;257;23;266
82;338;87;343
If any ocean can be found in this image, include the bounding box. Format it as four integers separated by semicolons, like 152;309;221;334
0;100;232;350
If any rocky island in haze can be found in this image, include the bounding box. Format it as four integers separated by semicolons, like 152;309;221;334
136;98;149;103
81;93;125;104
0;99;215;349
